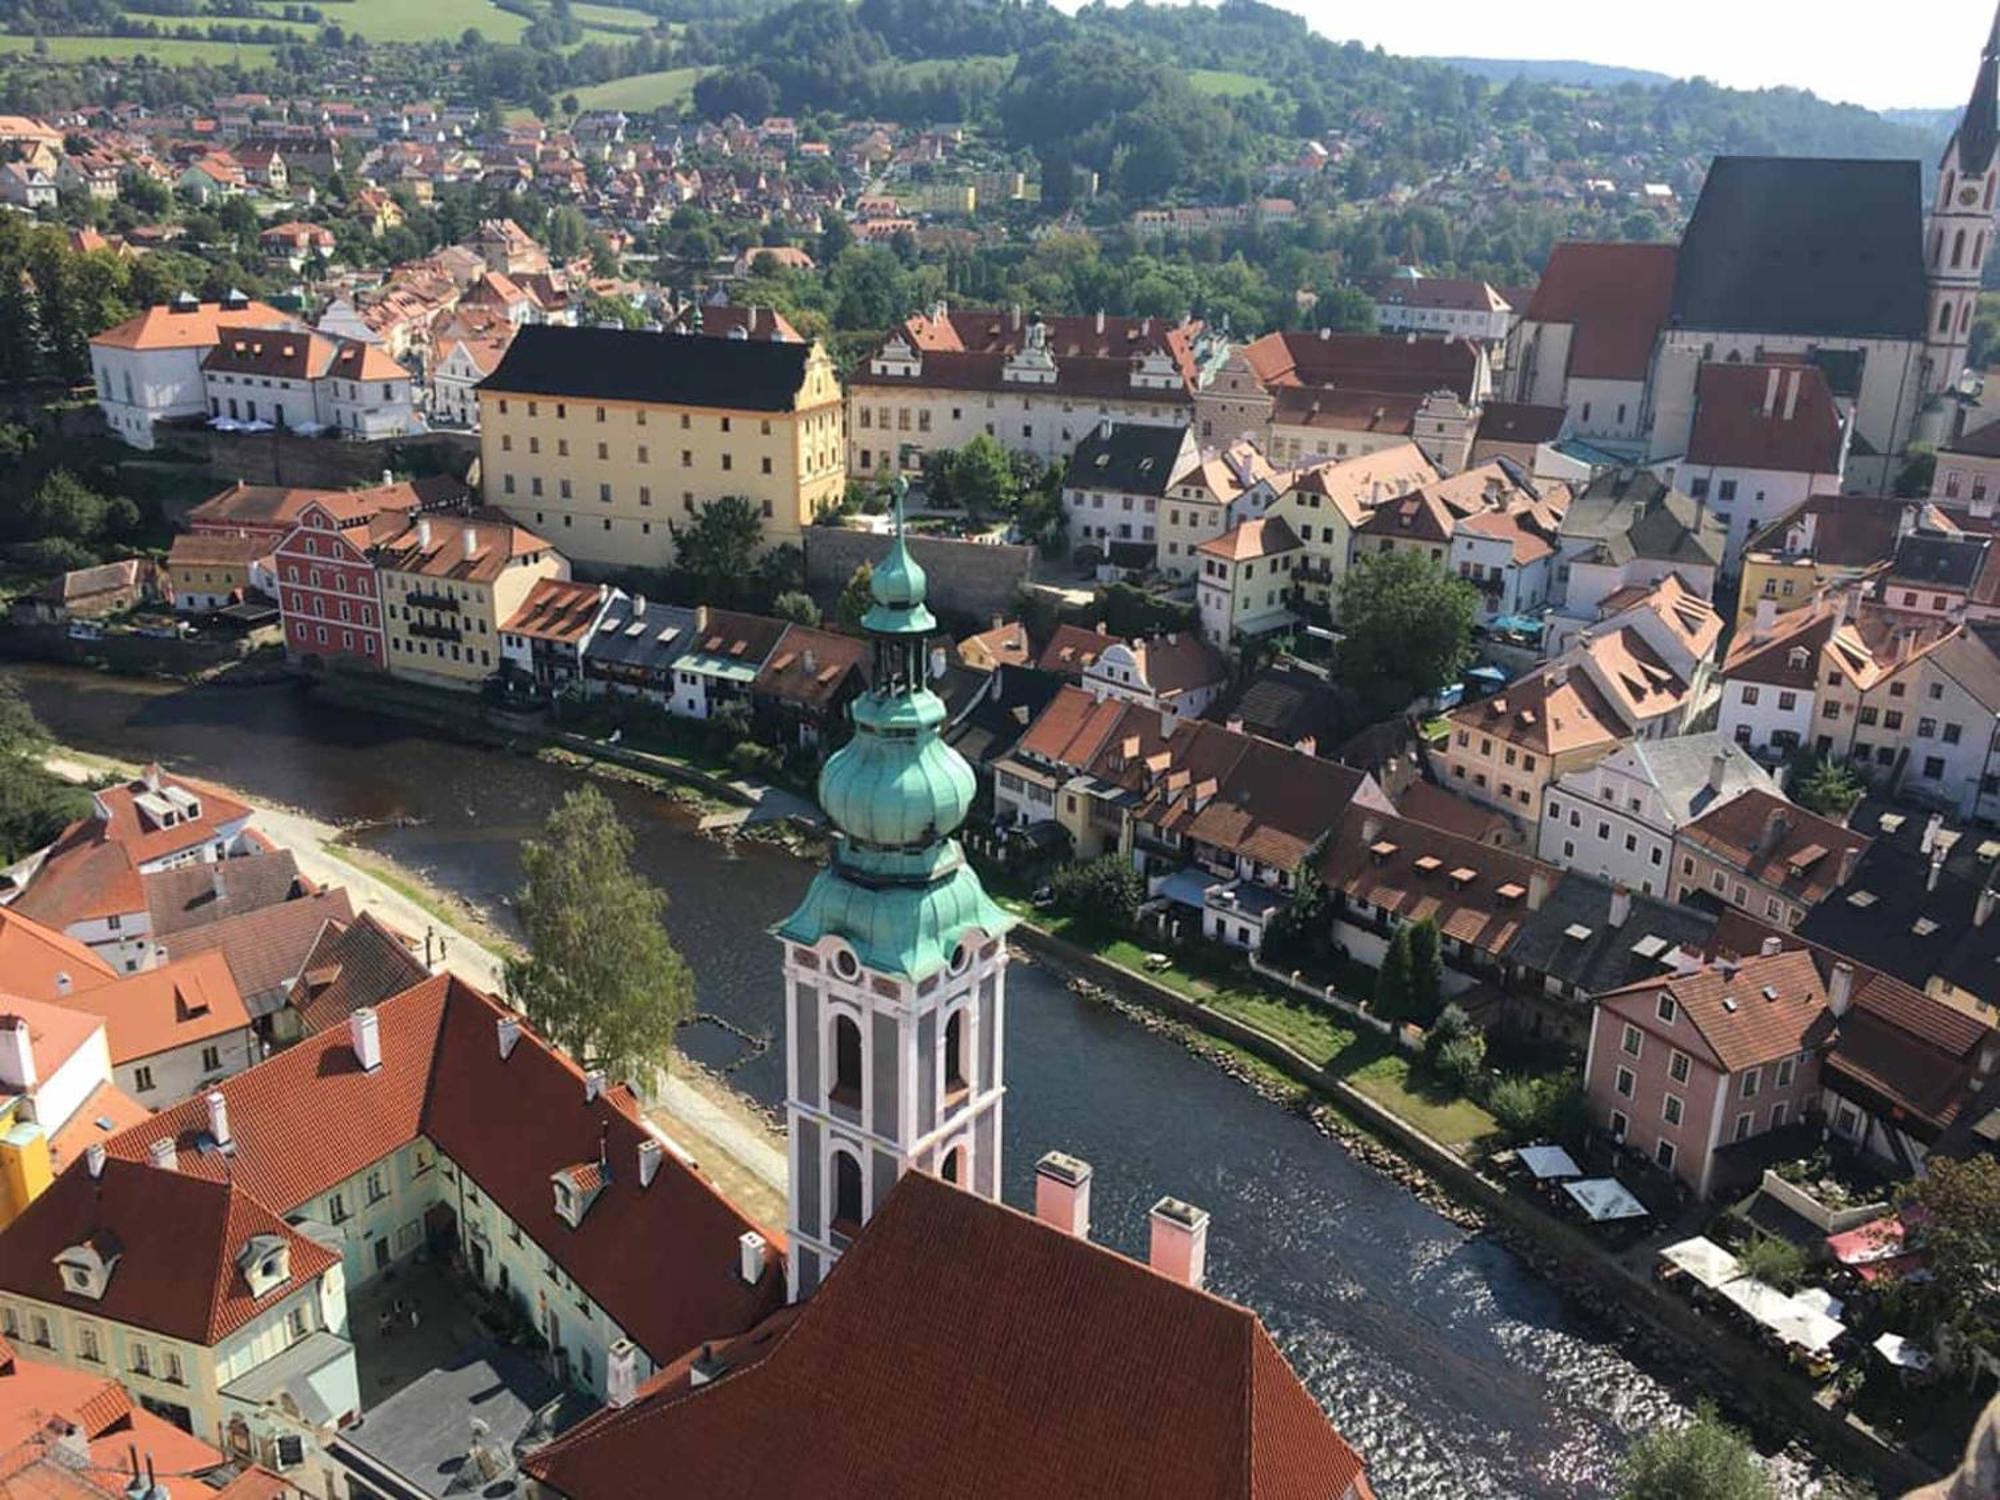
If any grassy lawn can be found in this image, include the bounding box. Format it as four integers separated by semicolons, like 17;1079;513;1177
330;0;531;43
573;65;709;112
899;52;1014;81
567;2;660;29
0;33;277;61
1188;67;1269;98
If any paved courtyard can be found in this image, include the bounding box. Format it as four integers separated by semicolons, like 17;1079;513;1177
349;1258;490;1406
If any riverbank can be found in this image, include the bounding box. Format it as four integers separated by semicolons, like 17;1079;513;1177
1013;922;1925;1497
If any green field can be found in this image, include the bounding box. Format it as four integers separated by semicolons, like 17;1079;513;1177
568;2;660;31
0;33;278;61
572;64;709;111
314;0;531;43
1188;67;1269;97
898;51;1013;81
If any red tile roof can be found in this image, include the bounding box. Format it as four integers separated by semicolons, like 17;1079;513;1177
1524;242;1678;382
1678;790;1869;909
524;1172;1370;1500
90;300;301;353
1597;950;1831;1074
161;888;354;1003
0;912;115;1004
0;1157;336;1346
286;913;427;1037
1198;515;1301;562
0;1342;222;1478
54;950;250;1067
500;578;606;647
1687;362;1845;474
754;625;867;710
105;976;782;1365
1033;623;1118;678
1319;806;1548;957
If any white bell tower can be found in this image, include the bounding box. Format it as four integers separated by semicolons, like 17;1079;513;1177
773;480;1013;1299
1925;4;2000;396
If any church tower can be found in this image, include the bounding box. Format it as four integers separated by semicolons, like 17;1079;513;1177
774;479;1014;1298
1926;4;2000;396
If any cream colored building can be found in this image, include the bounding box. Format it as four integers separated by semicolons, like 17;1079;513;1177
478;326;846;571
1266;442;1440;614
376;515;566;689
1157;439;1282;581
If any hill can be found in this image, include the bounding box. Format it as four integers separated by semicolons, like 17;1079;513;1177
1432;56;1677;89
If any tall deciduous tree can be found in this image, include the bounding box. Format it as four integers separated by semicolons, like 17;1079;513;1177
1335;551;1479;715
1895;1155;2000;1354
1617;1405;1772;1500
668;496;763;608
505;787;694;1084
1406;916;1444;1022
835;561;874;631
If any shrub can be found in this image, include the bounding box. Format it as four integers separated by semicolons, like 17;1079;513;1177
1432;1032;1487;1097
1488;1073;1586;1144
1736;1234;1807;1293
1048;854;1146;933
1423;1002;1477;1063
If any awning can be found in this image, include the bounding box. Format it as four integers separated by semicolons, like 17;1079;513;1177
1153;867;1221;911
1490;616;1543;636
1717;1279;1845;1353
1518;1144;1581;1181
1659;1236;1741;1290
1563;1177;1648;1222
1872;1332;1934;1372
1827;1216;1905;1266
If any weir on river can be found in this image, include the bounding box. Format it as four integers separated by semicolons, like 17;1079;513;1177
12;665;1856;1499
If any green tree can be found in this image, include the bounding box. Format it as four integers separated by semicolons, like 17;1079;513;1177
1375;923;1415;1020
1895;1155;2000;1353
927;433;1018;524
0;674;92;864
772;590;821;626
1263;854;1329;965
668;496;763;607
1049;854;1145;932
1406;916;1443;1022
1791;756;1862;818
1617;1405;1772;1500
1736;1235;1807;1293
504;786;695;1083
835;561;874;631
1335;551;1478;716
1487;1073;1586;1144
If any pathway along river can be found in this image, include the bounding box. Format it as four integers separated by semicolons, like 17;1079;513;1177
11;666;1860;1500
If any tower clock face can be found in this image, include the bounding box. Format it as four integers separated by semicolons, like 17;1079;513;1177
1961;186;1982;206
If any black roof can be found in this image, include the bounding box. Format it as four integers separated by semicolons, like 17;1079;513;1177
478;325;813;412
1064;422;1188;498
1506;871;1717;997
1890;531;1989;591
1670;157;1929;341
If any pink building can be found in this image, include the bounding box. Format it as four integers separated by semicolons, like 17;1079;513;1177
1584;947;1835;1198
275;498;391;670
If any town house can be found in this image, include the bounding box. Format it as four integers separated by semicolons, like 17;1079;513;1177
375;517;566;691
1672;788;1869;931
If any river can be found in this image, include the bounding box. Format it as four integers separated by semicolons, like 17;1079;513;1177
8;664;1862;1500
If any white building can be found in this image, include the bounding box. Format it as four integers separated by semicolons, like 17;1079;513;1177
1538;732;1779;898
200;328;415;438
1081;633;1229;718
1369;272;1514;346
1061;420;1198;567
89;292;306;450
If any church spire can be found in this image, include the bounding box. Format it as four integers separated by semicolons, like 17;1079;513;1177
1954;1;2000;175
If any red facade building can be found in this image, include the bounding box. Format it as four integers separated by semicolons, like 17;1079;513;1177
274;499;390;669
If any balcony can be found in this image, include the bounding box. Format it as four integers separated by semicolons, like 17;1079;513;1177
408;618;463;644
405;590;459;613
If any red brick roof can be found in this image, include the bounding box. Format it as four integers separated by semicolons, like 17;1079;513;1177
54;949;249;1067
0;1157;336;1346
500;578;605;647
1198;515;1301;562
106;976;782;1364
0;1341;223;1477
1678;790;1869;909
524;1172;1370;1500
754;625;867;710
161;887;355;1003
1034;623;1118;678
0;911;116;1003
1524;242;1678;382
1319;806;1548;957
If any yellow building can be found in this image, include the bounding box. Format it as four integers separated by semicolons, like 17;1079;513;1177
477;325;846;572
166;531;268;614
376;514;566;689
1734;493;1906;628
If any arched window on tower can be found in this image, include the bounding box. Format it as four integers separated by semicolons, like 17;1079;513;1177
1934;228;1947;268
1944;170;1956;206
1942;302;1957;335
940;1144;964;1185
943;1010;969;1099
1986;174;1995;211
1964;301;1976;334
1954;228;1968;269
831;1015;862;1108
1977;233;1988;268
831;1150;863;1236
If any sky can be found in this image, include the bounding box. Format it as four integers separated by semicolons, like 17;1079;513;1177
1251;0;1992;112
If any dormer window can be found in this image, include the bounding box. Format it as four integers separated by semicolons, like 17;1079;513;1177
550;1163;606;1227
54;1234;123;1302
236;1233;291;1298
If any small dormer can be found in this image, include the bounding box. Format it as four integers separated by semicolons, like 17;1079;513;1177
237;1232;291;1298
551;1162;607;1228
54;1232;123;1301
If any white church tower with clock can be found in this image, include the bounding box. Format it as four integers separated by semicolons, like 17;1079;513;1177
1927;4;2000;397
773;478;1014;1298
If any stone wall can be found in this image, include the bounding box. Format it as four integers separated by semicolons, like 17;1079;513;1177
803;528;1034;629
151;424;478;489
0;623;264;675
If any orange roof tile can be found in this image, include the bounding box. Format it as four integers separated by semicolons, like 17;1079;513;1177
54;951;248;1067
90;300;301;353
0;912;115;1003
1597;950;1831;1073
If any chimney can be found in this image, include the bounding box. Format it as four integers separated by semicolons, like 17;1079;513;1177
147;1138;177;1173
1360;814;1383;844
0;1017;35;1092
1753;597;1777;639
1920;812;1945;855
86;1143;106;1180
382;469;394;487
1527;869;1551;911
637;1136;663;1187
1034;1151;1092;1238
1761;366;1781;418
1828;961;1855;1017
206;1089;231;1151
584;1070;605;1102
462;526;477;560
1148;1197;1209;1289
1929;844;1947;892
497;1015;522;1059
1094;308;1105;335
1708;751;1729;794
1226;716;1245;735
1607;882;1631;928
1836;844;1863;888
605;1339;639;1409
1977;884;1997;929
1761;934;1784;957
1760;805;1788;853
211;863;227;903
688;1344;725;1389
349;1006;382;1073
802;648;818;678
1782;369;1801;422
417;516;432;549
738;1230;768;1284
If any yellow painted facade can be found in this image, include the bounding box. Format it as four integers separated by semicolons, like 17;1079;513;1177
0;1109;52;1229
379;528;567;690
477;346;847;572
